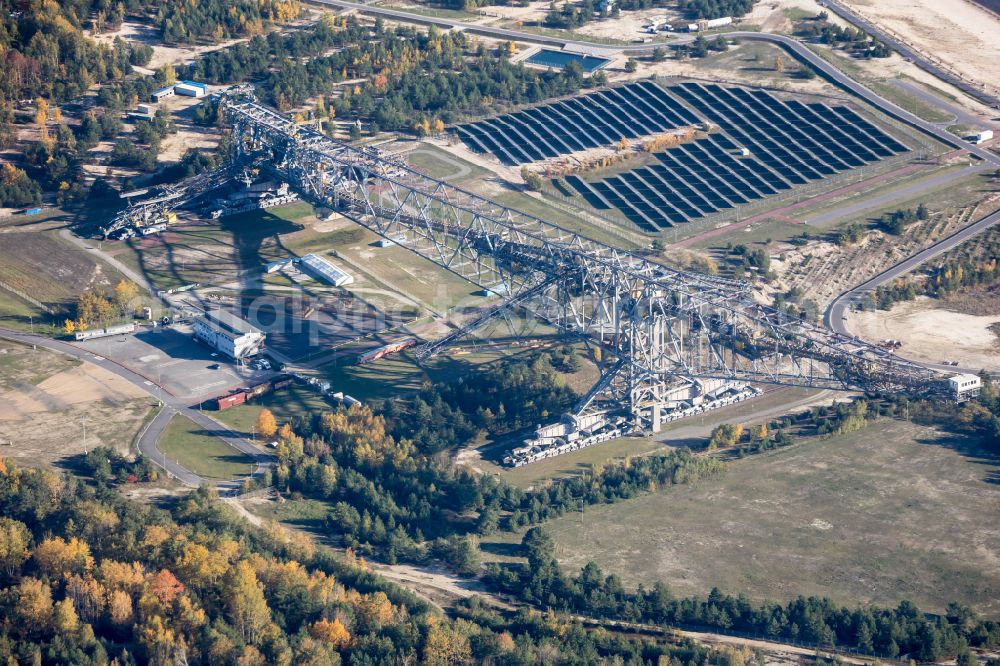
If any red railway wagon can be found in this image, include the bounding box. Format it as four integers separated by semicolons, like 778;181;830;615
215;391;247;410
357;337;417;364
213;375;296;410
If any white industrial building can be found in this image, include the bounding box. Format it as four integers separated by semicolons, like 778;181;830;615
175;81;208;97
193;309;265;359
949;373;981;402
300;253;354;287
971;129;993;145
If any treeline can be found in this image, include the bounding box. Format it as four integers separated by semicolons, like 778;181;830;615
501;449;725;529
62;280;141;333
381;350;578;454
488;527;1000;660
0;164;43;208
0;460;717;665
183;17;600;127
877;204;928;235
680;0;757;19
545;0;598;29
799;20;892;58
0;1;152;105
706;397;881;458
871;227;1000;310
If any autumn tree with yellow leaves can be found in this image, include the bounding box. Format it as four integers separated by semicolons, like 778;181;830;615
255;408;278;440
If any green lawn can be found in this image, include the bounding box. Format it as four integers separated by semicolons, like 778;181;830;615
500;437;671;489
0;291;62;337
247;496;330;533
211;384;335;436
158;415;255;481
403;143;491;184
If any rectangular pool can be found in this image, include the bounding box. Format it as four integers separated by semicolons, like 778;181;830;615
525;49;611;73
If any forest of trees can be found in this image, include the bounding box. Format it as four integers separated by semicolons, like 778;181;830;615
0;458;742;665
0;0;163;109
0;164;43;208
156;0;300;44
489;527;1000;660
871;227;1000;309
183;17;601;130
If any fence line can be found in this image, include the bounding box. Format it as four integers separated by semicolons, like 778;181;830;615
0;280;52;313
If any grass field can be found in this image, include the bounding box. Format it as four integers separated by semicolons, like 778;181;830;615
497;437;671;488
245;496;330;533
0;229;110;326
158;415;255;481
111;204;317;292
0;339;79;389
403;143;492;184
868;80;954;125
483;387;826;487
531;419;999;614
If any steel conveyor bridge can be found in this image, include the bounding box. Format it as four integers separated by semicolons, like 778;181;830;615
110;86;942;431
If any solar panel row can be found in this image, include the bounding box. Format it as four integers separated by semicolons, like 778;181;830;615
568;83;907;231
456;81;699;166
454;80;908;233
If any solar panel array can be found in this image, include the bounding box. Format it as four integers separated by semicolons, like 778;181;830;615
457;80;909;232
456;81;699;166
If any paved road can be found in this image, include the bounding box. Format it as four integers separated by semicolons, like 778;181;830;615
804;164;989;226
0;328;274;491
309;0;1000;168
825;207;1000;373
821;0;1000;110
888;79;988;128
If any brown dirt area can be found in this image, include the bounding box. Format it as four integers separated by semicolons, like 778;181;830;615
839;0;1000;100
941;283;1000;317
849;296;1000;370
0;342;154;468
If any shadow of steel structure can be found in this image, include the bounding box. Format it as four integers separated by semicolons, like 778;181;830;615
109;86;943;433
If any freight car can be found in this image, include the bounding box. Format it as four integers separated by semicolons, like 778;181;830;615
356;337;417;364
213;374;295;410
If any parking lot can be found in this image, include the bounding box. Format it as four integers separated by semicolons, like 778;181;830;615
75;324;269;402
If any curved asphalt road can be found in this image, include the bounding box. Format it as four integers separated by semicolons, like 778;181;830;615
825;207;1000;372
0;328;274;491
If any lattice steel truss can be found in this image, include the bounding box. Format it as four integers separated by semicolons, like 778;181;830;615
108;87;942;429
221;93;942;428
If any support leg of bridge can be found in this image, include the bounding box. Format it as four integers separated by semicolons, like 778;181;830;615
650;403;662;434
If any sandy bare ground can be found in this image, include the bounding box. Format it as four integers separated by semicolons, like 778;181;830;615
0;356;154;466
88;20;251;69
571;7;682;41
849;296;1000;370
839;0;1000;99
